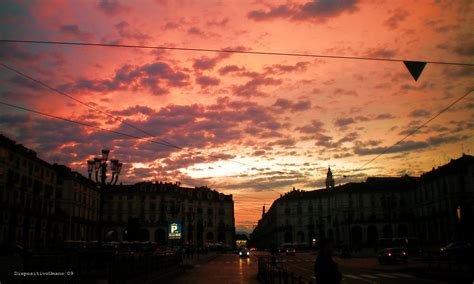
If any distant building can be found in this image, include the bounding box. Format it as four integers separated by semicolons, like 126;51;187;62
251;155;474;251
251;176;418;250
103;182;235;248
325;167;335;189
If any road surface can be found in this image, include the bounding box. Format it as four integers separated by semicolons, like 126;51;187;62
168;251;457;283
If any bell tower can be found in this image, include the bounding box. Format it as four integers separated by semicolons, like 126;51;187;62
325;166;335;189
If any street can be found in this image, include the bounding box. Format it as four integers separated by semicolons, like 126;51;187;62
266;252;451;284
169;253;260;284
169;252;451;284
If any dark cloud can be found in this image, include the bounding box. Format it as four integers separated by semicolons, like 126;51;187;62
60;61;190;95
443;66;474;78
354;140;428;155
333;152;353;159
188;27;205;36
248;0;359;23
193;53;231;70
334;117;355;127
115;21;151;42
248;5;291;21
400;82;433;91
383;8;409;29
196;75;220;88
163;21;180;30
353;134;468;156
218;65;244;75
264;62;309;74
97;0;129;16
252;150;266;156
295;120;325;134
141;62;189;86
426;19;459;33
59;24;92;41
111;105;155;116
273;98;312;112
453;39;474;56
409;109;431;118
7;75;41;90
110;100;286;152
206;18;229;26
219;63;303;97
333;88;358;96
314;133;338;149
0;44;42;62
161;152;236;172
338;132;359;143
375;113;397;120
365;47;397;58
232;76;282;97
334;112;397;128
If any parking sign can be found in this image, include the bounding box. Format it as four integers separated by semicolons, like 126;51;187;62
168;222;182;239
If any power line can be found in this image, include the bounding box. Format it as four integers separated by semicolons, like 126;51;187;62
0;101;173;147
0;98;276;211
0;99;284;196
356;88;473;172
1;39;473;66
0;62;284;196
0;63;178;149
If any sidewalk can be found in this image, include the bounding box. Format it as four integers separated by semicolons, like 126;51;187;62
170;253;260;284
181;251;219;268
142;252;219;284
335;256;473;283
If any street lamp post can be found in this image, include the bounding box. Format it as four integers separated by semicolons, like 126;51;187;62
87;149;122;248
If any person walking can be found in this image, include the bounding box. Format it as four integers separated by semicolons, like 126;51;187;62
314;238;342;284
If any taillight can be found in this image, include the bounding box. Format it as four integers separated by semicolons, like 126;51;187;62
387;253;392;256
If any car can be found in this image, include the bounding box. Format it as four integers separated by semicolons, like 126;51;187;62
239;248;250;258
440;241;472;259
440;241;472;253
378;247;407;264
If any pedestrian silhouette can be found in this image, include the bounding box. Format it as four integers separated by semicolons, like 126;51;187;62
314;238;342;284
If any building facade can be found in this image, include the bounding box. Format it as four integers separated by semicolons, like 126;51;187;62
0;135;60;249
411;155;474;246
251;155;474;251
103;182;235;248
53;165;100;242
0;134;235;250
251;176;417;250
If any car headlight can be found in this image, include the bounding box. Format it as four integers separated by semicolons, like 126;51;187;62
239;252;242;255
247;252;249;255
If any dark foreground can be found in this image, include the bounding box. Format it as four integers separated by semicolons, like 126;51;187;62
2;251;472;283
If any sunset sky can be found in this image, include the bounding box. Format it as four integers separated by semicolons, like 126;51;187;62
0;0;473;233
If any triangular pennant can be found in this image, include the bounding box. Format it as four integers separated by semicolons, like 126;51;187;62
403;61;427;81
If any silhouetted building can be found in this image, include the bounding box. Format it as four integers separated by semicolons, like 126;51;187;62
0;134;235;250
411;154;474;245
53;164;99;242
103;182;235;248
252;155;474;251
325;167;335;189
0;135;59;249
251;176;417;250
